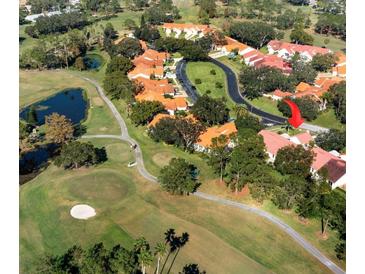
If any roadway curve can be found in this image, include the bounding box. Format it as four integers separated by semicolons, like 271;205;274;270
80;77;344;274
176;58;328;133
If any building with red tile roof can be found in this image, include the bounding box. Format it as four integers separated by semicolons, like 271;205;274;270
195;122;237;152
128;66;165;79
255;55;292;74
315;77;343;91
162;23;212;39
134;78;175;95
258;130;293;161
289;132;313;145
258;129;346;189
267;40;331;61
135;92;188;115
147;113;172;128
264;89;293;101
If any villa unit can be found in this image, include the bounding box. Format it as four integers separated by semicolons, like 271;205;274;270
267;40;331;61
194;122;237;152
258;130;346;189
162;23;212;39
332;51;346;78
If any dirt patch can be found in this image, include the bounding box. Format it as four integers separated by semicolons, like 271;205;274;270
92;97;104;106
152;152;174;167
316;231;329;240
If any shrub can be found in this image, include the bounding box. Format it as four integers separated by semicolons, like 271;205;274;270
74;57;86;71
215;82;223;88
210;69;216;75
195;78;202;84
206;90;211;94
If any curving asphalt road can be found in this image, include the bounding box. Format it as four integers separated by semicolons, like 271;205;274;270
176;58;328;132
80;77;344;274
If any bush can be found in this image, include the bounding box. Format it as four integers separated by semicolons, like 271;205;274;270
195;78;202;84
210;69;216;75
215;82;223;89
74;57;86;71
205;90;211;94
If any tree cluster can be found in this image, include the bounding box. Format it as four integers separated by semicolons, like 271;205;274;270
190;94;230;126
323;81;346;123
20;29;87;69
277;96;320;121
149;116;206;151
25;12;89;38
55;141;107;169
159;158;200;195
130;101;165;126
315;129;346;152
311;53;337;72
239;66;295;99
229;21;283;49
37;228;202;274
315;13;346;40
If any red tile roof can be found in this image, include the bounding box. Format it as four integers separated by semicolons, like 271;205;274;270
272;89;293;98
197;122;237;148
268;40;331;58
312;147;346;182
259;129;292;155
293;132;313;144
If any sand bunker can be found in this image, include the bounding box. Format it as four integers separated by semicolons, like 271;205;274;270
70;204;96;220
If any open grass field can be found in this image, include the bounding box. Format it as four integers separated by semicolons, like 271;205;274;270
185;61;236;110
20;70;119;135
20;138;335;274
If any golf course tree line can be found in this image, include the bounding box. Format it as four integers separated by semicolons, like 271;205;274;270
36;228;205;274
20;29;89;70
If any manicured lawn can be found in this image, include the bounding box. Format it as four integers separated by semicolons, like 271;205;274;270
20;139;334;274
185;61;236;110
247;97;285;117
312;108;345;130
217;56;245;76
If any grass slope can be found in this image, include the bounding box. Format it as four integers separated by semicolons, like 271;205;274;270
20;139;333;274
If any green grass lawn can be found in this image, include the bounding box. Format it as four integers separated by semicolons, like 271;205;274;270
185;61;236;110
216;56;245;76
247;97;285;117
20;139;335;274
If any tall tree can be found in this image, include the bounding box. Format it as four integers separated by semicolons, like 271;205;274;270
26;105;39;126
315;129;346;152
323;81;346;123
226;135;267;194
207;135;232;182
154;242;167;274
274;145;314;177
158;158;200;195
130;101;165;126
174;117;206;151
103;72;136;100
45;113;74;144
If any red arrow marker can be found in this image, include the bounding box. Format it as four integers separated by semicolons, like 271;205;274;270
283;99;304;128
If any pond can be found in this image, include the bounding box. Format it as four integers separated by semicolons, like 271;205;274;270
20;88;88;126
83;54;103;70
19;143;59;185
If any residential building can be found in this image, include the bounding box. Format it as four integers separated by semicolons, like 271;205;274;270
194;122;237;152
267;40;331;61
264;89;293;101
162;23;212;39
258;129;346;189
332;51;346;78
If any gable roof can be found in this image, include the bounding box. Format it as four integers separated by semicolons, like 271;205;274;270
315;77;343;91
271;89;293;98
259;129;293;155
292;132;313;144
312;147;346;182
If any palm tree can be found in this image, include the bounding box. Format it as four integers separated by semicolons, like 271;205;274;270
159;229;176;274
138;249;154;274
154;242;167;274
166;232;190;274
